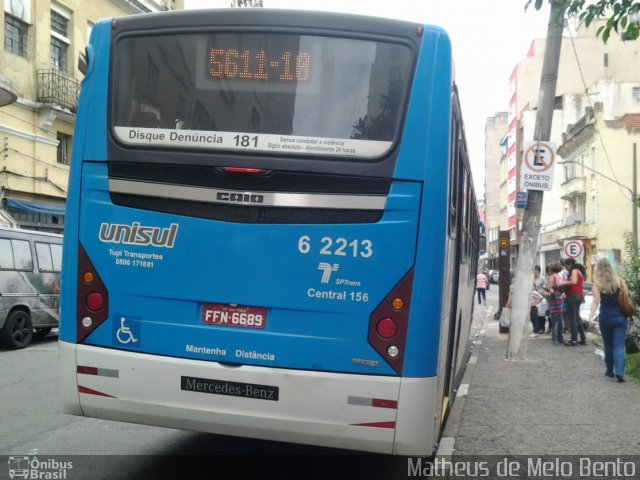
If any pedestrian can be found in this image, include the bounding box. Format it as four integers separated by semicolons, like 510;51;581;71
543;262;565;345
529;287;544;337
476;271;488;305
588;258;629;382
533;265;546;333
560;258;587;346
537;296;549;334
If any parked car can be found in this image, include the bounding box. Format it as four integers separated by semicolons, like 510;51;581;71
580;293;600;334
0;227;62;349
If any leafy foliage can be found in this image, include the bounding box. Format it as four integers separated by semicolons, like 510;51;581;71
621;231;640;307
525;0;640;42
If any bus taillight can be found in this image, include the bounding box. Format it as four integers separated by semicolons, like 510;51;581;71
376;317;398;339
368;269;414;375
86;292;104;311
77;244;109;342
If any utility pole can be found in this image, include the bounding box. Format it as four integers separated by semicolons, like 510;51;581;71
506;0;566;361
633;143;638;257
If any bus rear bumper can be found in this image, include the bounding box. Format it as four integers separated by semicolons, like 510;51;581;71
59;341;437;455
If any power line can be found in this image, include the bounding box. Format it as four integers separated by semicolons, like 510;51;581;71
1;167;67;193
566;26;629;200
0;109;55;133
0;147;69;171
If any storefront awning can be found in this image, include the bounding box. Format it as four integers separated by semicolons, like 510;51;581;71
6;198;66;216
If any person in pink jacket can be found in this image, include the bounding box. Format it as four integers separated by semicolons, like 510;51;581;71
476;272;488;305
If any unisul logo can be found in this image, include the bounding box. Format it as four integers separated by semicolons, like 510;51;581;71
8;456;73;479
99;222;179;248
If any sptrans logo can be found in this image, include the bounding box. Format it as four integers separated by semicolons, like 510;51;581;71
8;456;73;479
99;222;178;248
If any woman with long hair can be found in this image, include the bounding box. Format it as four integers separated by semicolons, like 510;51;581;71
543;262;565;345
589;258;629;382
561;258;587;346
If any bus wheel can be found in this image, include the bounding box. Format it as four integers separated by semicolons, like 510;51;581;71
1;311;34;349
34;327;53;338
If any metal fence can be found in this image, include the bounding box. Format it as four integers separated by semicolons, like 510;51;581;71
37;69;80;113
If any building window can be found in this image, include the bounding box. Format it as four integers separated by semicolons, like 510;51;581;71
50;7;70;71
57;133;71;165
50;37;67;70
51;10;67;36
604;53;608;67
5;14;28;58
633;87;640;103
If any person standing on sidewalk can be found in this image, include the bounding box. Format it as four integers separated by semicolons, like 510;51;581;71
543;262;565;345
589;258;629;383
561;258;587;346
529;287;544;337
476;271;488;306
533;265;546;334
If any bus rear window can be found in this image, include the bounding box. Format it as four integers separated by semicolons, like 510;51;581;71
111;32;413;159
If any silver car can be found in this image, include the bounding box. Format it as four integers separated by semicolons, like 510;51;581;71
0;227;62;349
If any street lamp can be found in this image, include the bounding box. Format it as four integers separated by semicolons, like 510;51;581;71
0;74;17;107
558;150;638;255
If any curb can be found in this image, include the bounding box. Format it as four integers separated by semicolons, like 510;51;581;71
437;304;494;457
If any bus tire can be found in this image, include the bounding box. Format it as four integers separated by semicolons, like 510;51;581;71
34;327;53;338
1;310;34;349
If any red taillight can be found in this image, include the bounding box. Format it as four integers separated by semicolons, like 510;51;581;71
368;269;414;374
221;167;266;174
77;366;98;375
86;292;104;311
376;317;398;339
77;244;109;342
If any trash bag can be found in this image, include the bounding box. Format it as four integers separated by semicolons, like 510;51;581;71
499;307;511;328
625;320;640;355
538;298;548;316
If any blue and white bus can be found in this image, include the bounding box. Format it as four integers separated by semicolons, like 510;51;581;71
59;8;481;456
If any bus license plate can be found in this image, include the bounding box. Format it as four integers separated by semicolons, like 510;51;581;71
202;303;266;329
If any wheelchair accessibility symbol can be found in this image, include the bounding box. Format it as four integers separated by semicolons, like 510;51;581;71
113;316;141;347
117;317;137;343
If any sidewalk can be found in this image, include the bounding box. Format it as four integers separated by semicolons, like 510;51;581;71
442;288;640;456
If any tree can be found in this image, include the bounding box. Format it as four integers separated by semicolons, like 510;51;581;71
621;232;640;305
526;0;640;42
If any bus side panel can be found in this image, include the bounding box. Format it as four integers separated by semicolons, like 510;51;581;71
59;341;82;415
60;19;111;344
395;29;453;379
394;377;438;455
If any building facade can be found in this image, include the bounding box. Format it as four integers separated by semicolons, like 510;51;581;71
484;112;508;270
0;0;183;233
555;103;640;278
485;19;640;272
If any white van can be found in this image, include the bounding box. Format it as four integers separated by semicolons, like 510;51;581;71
0;227;62;349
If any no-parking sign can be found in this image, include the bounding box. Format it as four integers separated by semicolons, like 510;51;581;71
520;141;557;191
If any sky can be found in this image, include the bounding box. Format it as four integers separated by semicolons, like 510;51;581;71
183;0;552;197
